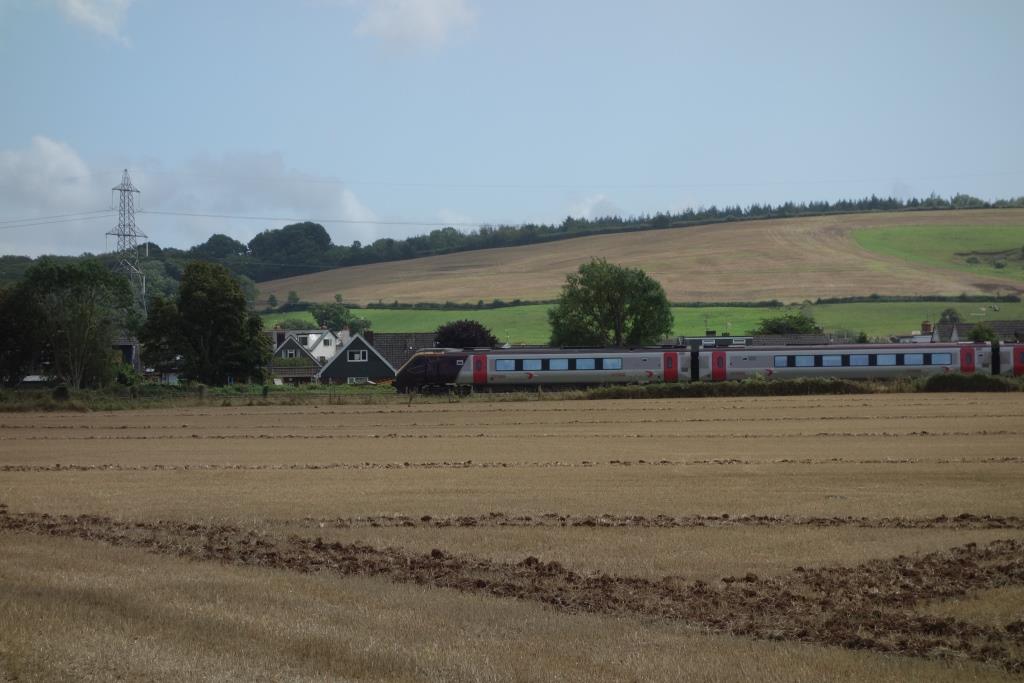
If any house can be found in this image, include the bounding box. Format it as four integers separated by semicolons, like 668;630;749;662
934;320;1024;343
363;331;438;370
266;327;348;364
267;335;322;384
751;334;832;346
318;333;396;384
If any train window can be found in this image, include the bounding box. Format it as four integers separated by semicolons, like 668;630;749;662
904;353;924;366
602;358;623;370
876;354;897;366
576;358;596;370
774;356;789;367
549;358;569;370
822;355;842;367
849;354;869;366
495;359;515;371
522;359;542;371
794;356;814;367
931;353;952;365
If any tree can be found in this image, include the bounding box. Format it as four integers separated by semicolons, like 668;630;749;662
286;291;300;307
188;233;247;259
939;308;961;324
266;293;278;308
308;302;372;334
548;258;673;347
13;259;136;389
751;311;822;335
968;323;998;343
436;320;498;348
140;262;270;384
0;285;44;386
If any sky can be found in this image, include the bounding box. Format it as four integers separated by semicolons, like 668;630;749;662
0;0;1022;257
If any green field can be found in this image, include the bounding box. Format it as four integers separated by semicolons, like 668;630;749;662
263;300;1024;345
852;225;1024;282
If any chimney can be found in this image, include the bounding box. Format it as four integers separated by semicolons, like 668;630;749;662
921;320;933;334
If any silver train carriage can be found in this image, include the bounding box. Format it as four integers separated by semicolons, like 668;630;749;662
393;342;1024;392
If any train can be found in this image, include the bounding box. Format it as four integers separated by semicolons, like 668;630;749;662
394;341;1024;392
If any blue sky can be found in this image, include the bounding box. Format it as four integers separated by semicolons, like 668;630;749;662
1;0;1022;256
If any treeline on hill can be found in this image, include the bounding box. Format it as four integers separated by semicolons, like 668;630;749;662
2;193;1023;290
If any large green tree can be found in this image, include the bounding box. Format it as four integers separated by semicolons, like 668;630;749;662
308;302;371;334
5;259;135;388
548;258;673;347
141;262;270;384
751;311;822;335
436;319;498;348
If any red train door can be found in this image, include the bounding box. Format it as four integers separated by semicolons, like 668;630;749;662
711;350;727;381
1014;345;1024;377
959;347;975;374
473;354;488;385
663;352;678;382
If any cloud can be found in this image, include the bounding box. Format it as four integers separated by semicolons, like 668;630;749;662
55;0;135;41
354;0;476;48
0;138;383;257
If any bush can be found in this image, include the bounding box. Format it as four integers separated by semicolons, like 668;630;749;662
920;373;1020;393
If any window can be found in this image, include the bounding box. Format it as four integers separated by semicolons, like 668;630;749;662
794;355;814;367
602;358;623;370
348;349;367;362
347;376;368;384
774;356;789;367
549;358;569;370
298;335;308;346
285;349;297;359
319;356;326;363
877;354;897;366
495;359;515;371
931;353;952;365
904;353;924;366
850;354;869;366
523;359;542;371
323;338;331;346
576;358;596;370
822;355;842;367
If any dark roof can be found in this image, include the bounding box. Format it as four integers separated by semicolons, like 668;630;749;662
365;332;438;369
751;334;831;346
936;320;1024;342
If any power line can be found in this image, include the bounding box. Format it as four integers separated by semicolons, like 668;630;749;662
0;209;113;226
0;213;113;231
138;209;496;228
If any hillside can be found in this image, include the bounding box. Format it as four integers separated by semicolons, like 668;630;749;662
261;209;1024;305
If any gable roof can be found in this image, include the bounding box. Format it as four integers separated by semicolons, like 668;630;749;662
935;320;1024;342
271;335;322;365
365;332;438;369
317;333;397;378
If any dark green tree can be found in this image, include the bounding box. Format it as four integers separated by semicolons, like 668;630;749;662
141;262;270;384
751;311;822;335
188;233;247;259
968;323;998;343
436;319;498;348
0;285;44;386
939;308;962;324
266;293;278;308
286;290;300;307
14;259;135;388
548;258;673;347
308;302;372;334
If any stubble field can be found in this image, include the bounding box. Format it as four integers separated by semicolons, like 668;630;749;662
2;394;1024;681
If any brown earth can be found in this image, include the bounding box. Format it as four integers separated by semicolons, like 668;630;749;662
2;506;1022;673
258;209;1024;304
2;393;1024;678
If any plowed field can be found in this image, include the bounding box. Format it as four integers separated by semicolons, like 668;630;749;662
2;394;1023;680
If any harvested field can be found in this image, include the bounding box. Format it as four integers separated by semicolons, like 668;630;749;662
259;209;1024;304
2;393;1024;679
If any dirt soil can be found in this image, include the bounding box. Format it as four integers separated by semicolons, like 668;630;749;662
2;505;1022;673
